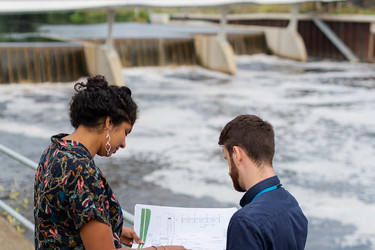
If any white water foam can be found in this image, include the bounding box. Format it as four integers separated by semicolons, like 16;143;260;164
1;55;374;248
0;82;76;138
121;55;375;248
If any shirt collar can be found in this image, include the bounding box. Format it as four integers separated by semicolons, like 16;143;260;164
51;133;93;160
240;175;280;207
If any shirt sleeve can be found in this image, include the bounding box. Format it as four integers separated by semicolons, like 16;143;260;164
226;215;265;250
64;158;111;230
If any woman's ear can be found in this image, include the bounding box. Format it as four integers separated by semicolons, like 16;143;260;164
105;116;112;130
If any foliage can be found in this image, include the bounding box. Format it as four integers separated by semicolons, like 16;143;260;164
0;9;150;33
0;2;374;34
86;11;108;23
350;0;373;8
228;1;375;14
0;14;39;33
68;11;110;24
327;1;375;14
0;181;30;234
46;12;72;24
116;9;149;22
69;12;85;24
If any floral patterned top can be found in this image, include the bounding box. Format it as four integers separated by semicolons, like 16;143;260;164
34;134;123;249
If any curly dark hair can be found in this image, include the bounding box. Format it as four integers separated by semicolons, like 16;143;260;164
69;75;138;129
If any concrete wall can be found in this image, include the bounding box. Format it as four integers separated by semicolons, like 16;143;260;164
172;13;311;62
263;27;307;61
83;42;124;86
84;23;306;79
193;34;237;75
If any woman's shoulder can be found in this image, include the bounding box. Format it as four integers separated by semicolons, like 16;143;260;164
52;135;92;159
64;154;99;177
42;144;99;181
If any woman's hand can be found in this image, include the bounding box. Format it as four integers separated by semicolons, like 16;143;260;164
120;226;144;247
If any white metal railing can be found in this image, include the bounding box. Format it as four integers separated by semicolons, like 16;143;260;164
0;144;134;233
0;144;38;171
0;199;34;231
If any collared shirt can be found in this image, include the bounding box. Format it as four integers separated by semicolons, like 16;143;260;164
227;176;308;250
34;134;123;249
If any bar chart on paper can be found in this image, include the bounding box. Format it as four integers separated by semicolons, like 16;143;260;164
132;204;237;250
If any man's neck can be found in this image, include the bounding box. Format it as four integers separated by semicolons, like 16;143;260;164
244;164;275;191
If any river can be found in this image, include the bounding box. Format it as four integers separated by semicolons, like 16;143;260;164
0;54;374;249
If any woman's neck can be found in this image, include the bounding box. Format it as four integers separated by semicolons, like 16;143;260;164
63;126;103;158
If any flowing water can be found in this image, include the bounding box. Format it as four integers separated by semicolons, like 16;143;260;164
1;54;375;249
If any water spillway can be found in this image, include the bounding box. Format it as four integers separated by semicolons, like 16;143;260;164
0;31;268;84
176;13;375;62
114;38;198;67
113;33;267;67
227;33;268;55
0;42;88;84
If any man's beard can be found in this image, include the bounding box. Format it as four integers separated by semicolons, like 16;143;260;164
229;156;246;192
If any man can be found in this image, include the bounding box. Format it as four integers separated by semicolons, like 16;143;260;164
219;114;308;250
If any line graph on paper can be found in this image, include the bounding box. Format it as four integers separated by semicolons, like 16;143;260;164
132;204;237;250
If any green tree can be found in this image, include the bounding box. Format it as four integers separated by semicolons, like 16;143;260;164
46;12;73;24
69;12;85;24
0;14;40;33
86;11;107;23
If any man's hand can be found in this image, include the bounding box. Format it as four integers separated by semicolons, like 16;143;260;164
120;226;144;247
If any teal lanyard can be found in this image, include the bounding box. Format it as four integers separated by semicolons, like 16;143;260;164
251;184;280;203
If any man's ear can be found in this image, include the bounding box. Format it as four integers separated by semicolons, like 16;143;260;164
232;146;243;165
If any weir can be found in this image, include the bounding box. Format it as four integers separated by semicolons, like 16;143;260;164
0;43;87;84
0;0;349;84
114;38;198;67
0;33;267;84
3;12;374;84
195;13;375;62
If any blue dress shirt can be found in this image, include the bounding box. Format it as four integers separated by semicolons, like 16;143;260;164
227;176;308;250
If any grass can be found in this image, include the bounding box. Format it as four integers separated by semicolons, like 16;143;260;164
154;2;375;15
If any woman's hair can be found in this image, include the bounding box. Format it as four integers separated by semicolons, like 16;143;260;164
69;75;138;129
218;114;275;167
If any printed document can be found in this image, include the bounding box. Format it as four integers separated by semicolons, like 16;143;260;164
132;204;237;250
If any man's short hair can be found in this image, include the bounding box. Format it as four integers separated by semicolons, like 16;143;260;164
218;114;275;167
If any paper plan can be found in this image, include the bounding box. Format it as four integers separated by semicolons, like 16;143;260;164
132;204;237;250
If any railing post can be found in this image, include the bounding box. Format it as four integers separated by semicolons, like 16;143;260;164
288;3;300;32
218;6;229;41
106;8;115;52
122;209;135;225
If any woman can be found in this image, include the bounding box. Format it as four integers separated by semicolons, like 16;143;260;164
34;75;188;250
